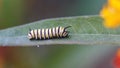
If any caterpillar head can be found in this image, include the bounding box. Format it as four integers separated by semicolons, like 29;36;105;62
62;31;68;37
62;26;71;37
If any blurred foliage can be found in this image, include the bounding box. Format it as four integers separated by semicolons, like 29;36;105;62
65;0;106;16
0;0;106;29
1;0;24;29
2;45;118;68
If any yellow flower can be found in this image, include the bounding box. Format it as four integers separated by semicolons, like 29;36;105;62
109;0;120;11
100;0;120;28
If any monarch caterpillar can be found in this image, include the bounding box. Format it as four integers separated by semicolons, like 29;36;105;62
28;26;71;40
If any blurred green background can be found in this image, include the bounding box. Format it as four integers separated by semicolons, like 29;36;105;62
0;0;106;29
0;0;119;68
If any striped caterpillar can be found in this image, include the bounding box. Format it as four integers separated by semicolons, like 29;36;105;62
28;26;71;40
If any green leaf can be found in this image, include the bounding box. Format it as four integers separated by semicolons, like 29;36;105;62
0;15;120;46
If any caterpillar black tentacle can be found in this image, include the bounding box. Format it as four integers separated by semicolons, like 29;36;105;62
28;26;71;40
64;26;72;29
